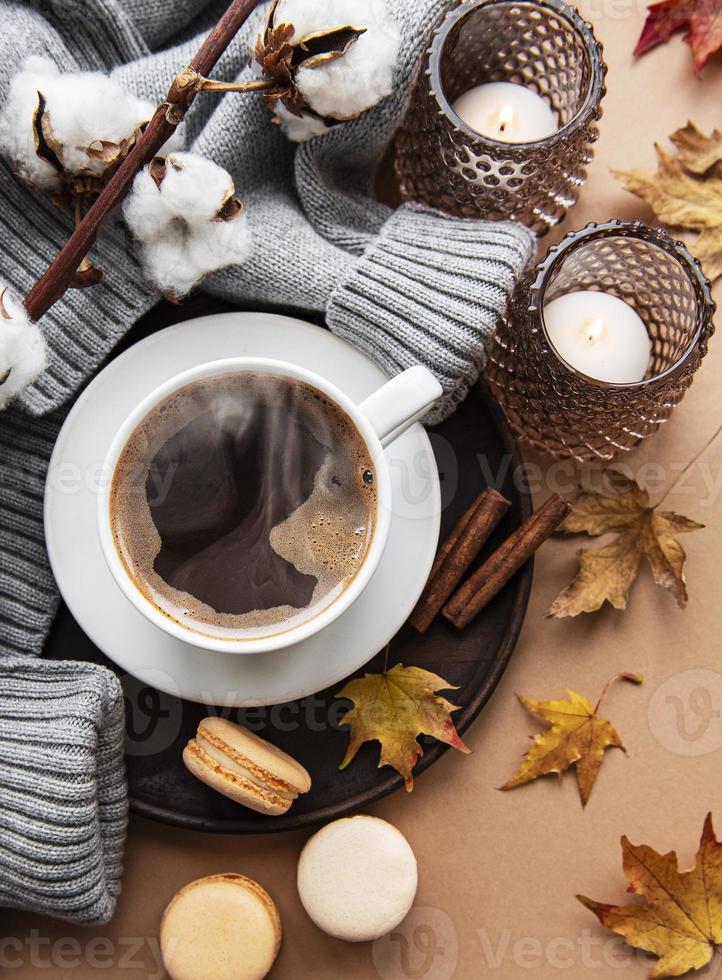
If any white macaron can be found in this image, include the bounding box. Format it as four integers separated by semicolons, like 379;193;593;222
297;815;418;942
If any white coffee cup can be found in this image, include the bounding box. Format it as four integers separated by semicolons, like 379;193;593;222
97;357;442;654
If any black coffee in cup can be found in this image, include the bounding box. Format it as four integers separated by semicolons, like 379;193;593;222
110;372;377;640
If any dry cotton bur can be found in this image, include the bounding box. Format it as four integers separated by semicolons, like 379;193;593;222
254;0;401;141
0;0;401;406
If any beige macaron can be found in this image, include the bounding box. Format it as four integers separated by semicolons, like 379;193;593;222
297;815;418;942
160;873;281;980
183;717;311;816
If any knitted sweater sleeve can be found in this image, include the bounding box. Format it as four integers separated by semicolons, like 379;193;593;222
0;403;129;926
0;655;128;925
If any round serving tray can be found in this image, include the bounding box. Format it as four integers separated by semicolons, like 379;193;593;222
45;299;532;834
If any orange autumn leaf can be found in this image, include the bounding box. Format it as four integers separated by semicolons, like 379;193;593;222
337;664;470;791
579;814;722;978
635;0;722;74
501;673;642;806
548;471;704;618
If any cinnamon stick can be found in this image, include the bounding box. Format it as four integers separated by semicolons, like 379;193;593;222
23;0;261;323
408;488;511;633
427;495;491;581
443;493;570;630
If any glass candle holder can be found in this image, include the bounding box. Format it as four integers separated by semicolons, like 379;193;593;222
395;0;606;234
485;221;716;462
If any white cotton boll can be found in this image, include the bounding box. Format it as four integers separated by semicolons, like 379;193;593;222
295;25;401;120
124;153;237;235
157;153;236;225
138;213;252;296
274;104;329;143
0;56;161;188
38;76;152;178
125;153;253;297
0;287;48;409
0;58;63;190
276;0;401;120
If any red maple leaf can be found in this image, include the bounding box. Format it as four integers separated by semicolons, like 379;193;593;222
635;0;722;73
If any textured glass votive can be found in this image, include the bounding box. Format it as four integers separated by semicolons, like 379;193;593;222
485;222;716;462
395;0;606;234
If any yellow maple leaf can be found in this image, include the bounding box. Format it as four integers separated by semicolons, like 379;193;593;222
613;122;722;280
547;471;703;618
579;814;722;978
336;663;470;791
501;672;642;806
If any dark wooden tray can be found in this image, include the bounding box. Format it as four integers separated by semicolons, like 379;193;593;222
45;299;532;834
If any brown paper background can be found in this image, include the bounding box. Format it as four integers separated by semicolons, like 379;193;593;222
4;3;722;977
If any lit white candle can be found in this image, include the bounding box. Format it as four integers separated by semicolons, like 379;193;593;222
543;291;652;384
452;81;557;143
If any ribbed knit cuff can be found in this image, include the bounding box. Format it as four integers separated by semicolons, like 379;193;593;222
0;656;128;926
327;202;535;424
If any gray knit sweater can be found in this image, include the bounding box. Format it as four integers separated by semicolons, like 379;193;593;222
0;0;534;925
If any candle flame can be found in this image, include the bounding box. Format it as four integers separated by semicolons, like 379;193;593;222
498;104;514;133
585;318;605;344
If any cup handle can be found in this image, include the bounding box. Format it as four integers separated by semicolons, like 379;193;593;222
358;366;443;448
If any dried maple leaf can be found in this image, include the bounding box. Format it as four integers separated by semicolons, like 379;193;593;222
671;121;722;174
579;814;722;978
614;123;722;280
501;672;642;806
337;663;470;791
635;0;722;73
547;471;703;618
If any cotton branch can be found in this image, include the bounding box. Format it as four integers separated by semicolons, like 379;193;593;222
23;0;261;323
199;77;274;93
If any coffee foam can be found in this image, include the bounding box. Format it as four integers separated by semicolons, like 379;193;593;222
110;372;377;640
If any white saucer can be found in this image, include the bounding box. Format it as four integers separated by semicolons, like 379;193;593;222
44;313;441;706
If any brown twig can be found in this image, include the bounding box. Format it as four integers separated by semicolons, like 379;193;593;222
23;0;262;323
199;77;274;93
656;420;722;507
594;672;643;714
